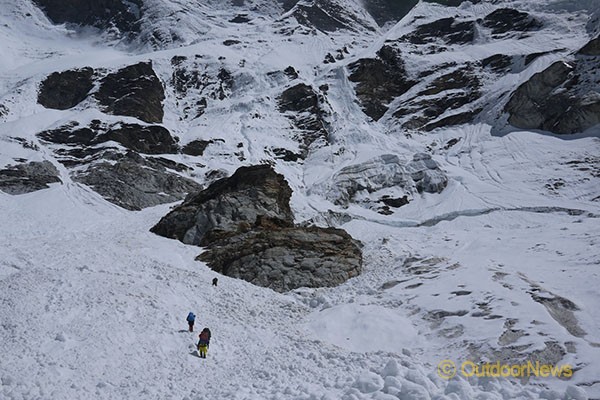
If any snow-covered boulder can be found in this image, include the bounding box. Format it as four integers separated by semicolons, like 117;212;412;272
353;371;384;393
323;154;412;206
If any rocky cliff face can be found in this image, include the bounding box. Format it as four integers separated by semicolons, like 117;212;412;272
151;164;362;292
5;0;595;212
362;0;418;27
37;68;94;110
12;0;595;220
31;0;142;34
38;121;178;156
29;60;202;208
95;62;165;124
505;37;600;134
278;83;330;157
73;152;201;211
37;61;167;140
0;161;61;195
348;45;415;121
170;55;233;120
342;3;596;134
283;0;377;33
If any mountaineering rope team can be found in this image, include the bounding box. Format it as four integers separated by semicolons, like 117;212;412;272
186;279;216;358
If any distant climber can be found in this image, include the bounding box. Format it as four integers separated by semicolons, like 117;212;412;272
197;327;211;358
186;312;196;332
212;277;218;286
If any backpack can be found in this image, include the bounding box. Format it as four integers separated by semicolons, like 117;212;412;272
187;312;195;322
199;330;210;344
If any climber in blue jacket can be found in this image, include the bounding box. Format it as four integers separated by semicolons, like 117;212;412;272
186;312;196;332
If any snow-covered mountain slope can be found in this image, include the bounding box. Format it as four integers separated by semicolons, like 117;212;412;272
1;0;599;399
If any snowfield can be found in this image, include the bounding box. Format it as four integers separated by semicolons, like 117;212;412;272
1;0;600;399
1;129;598;399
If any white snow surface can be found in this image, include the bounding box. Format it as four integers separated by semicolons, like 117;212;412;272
1;0;600;399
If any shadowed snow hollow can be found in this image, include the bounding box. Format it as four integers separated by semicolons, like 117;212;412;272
306;303;420;353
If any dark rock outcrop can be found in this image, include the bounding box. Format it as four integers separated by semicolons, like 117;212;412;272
578;36;600;56
418;66;480;96
278;0;300;12
181;140;213;156
74;151;200;211
32;0;142;34
288;0;376;33
348;45;416;121
480;54;513;74
170;56;233;120
197;225;362;292
362;0;418;26
151;164;363;292
482;8;542;37
394;65;482;130
507;60;566;129
505;58;600;134
401;17;475;46
283;66;299;80
421;108;482;131
101;124;177;154
38;67;94;110
272;147;302;162
0;161;61;194
95;62;165;123
230;14;251;23
223;39;241;46
423;0;481;5
279;83;319;113
279;83;329;156
38;120;178;157
151;164;294;245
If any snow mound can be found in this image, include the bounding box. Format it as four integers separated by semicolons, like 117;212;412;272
306;303;419;353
